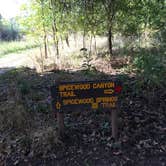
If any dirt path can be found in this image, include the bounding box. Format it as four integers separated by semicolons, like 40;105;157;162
0;36;107;74
0;51;36;73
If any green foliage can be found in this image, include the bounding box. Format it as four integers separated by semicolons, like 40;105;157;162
4;0;164;89
133;49;166;86
0;17;21;41
18;0;165;53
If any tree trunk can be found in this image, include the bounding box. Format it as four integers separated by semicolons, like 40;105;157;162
74;32;77;47
44;33;48;58
39;46;44;73
50;0;59;58
93;34;97;55
40;0;48;59
56;38;59;59
60;35;64;49
83;29;86;49
52;25;57;57
108;26;113;56
65;34;70;47
89;34;93;55
102;0;115;57
47;37;51;56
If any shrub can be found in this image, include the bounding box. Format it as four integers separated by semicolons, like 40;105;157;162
133;48;166;86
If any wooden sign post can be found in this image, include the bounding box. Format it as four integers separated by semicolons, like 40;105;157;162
111;109;118;140
57;112;64;137
51;80;122;140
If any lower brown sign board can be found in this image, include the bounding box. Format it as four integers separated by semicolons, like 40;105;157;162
51;80;122;112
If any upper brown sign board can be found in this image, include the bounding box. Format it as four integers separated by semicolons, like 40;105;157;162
51;80;122;112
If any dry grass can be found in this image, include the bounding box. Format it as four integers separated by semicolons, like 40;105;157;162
0;40;39;57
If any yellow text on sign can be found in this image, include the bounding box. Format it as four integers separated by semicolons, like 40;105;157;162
96;97;118;103
59;84;91;91
63;98;94;105
59;91;76;97
93;82;115;89
101;102;116;108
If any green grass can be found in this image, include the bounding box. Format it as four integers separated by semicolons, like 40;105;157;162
0;40;39;57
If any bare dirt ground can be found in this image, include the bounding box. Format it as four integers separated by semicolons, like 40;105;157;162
0;68;165;166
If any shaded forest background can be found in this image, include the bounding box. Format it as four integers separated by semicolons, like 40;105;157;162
0;0;165;84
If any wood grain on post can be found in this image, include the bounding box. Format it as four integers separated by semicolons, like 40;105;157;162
57;112;64;137
111;109;118;140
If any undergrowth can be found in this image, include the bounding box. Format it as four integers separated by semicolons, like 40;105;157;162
132;48;166;87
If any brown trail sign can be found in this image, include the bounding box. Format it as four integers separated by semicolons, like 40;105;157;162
51;80;122;140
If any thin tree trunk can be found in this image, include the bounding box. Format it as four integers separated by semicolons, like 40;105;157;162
65;34;70;47
93;34;97;55
50;0;59;58
47;37;51;56
102;0;115;57
43;33;48;58
60;35;64;49
52;25;57;57
108;26;113;56
89;34;93;55
74;32;77;47
39;46;44;73
56;37;59;58
83;29;86;48
41;0;48;58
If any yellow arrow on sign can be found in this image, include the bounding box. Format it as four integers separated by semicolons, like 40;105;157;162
104;89;114;94
56;102;61;110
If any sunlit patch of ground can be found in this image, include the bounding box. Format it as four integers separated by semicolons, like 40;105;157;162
0;35;107;74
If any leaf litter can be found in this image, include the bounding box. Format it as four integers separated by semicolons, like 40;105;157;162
0;67;165;166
